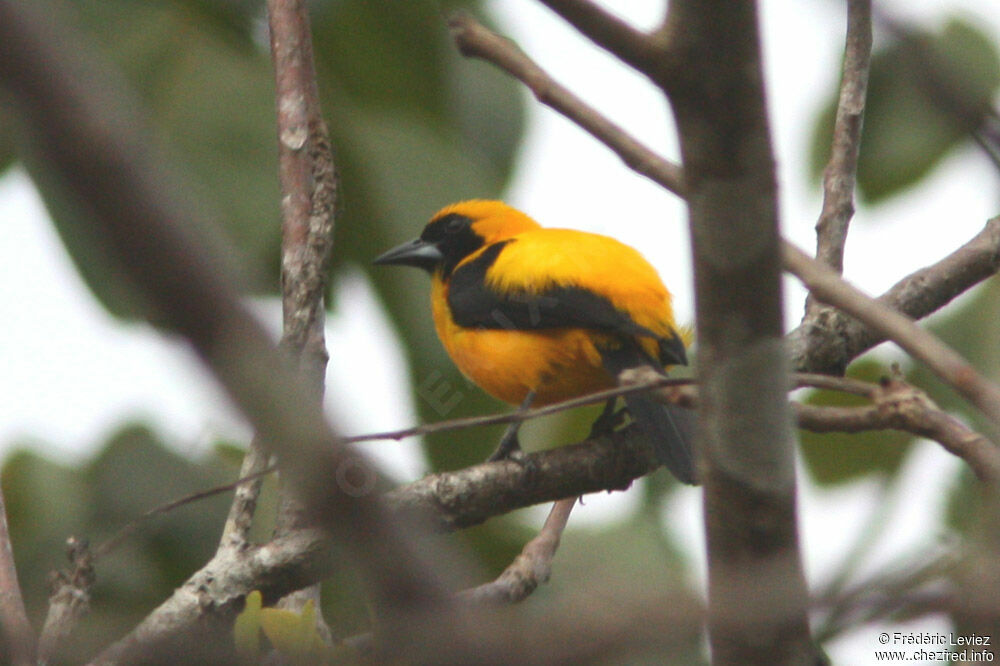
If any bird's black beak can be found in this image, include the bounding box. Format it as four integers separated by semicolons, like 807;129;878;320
373;238;443;271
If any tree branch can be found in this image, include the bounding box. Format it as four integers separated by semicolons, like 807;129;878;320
0;477;34;666
458;497;576;605
448;12;686;198
265;0;339;638
37;537;94;664
659;0;814;661
813;0;871;274
788;216;1000;375
537;0;664;77
784;241;1000;436
269;0;337;385
794;377;1000;484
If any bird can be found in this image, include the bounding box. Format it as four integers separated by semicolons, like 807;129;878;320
374;200;697;485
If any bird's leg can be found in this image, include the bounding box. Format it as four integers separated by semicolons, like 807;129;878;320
588;398;628;439
487;389;536;462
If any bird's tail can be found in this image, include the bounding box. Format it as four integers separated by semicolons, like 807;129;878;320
601;343;698;485
623;391;697;485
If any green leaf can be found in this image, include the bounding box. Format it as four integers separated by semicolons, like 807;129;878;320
234;590;263;662
798;359;915;486
943;467;978;534
14;0;524;321
809;16;1000;203
259;601;327;663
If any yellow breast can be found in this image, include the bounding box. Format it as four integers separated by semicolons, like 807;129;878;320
431;278;615;405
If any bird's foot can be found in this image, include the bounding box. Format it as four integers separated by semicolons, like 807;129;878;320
588;403;629;440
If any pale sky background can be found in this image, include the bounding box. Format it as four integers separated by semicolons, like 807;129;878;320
1;0;999;662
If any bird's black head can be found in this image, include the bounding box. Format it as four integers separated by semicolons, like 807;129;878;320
373;200;541;277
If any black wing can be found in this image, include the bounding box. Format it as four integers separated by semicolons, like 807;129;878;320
448;241;686;365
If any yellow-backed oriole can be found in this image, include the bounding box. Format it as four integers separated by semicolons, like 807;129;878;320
375;200;696;484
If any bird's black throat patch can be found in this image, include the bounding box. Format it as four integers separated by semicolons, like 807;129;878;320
421;213;484;278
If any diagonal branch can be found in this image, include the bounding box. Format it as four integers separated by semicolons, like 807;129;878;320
537;0;664;77
458;497;577;605
788;216;1000;375
449;12;686;198
784;241;1000;437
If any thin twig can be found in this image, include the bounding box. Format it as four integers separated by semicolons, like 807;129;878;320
784;241;1000;437
794;377;1000;484
100;467;277;560
0;478;34;666
813;0;872;274
343;376;693;443
448;12;686;198
37;537;94;665
458;497;577;605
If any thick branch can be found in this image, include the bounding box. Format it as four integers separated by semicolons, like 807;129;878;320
660;1;814;663
84;432;656;663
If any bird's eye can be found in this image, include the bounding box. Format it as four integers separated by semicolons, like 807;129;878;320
446;217;465;233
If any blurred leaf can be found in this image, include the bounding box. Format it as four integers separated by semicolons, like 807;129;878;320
234;589;264;662
537;514;702;663
12;0;524;321
259;601;327;663
0;106;16;175
1;447;93;580
174;0;262;46
798;359;915;486
944;467;978;534
907;280;1000;433
1;426;242;661
810;16;1000;203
